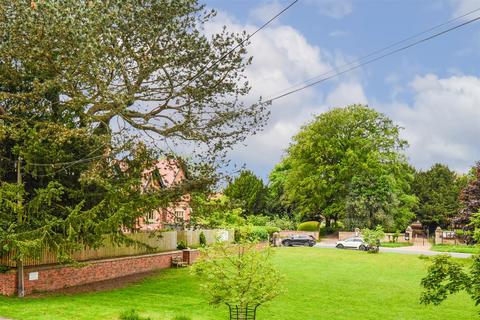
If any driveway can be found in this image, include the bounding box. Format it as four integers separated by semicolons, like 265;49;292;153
314;243;473;259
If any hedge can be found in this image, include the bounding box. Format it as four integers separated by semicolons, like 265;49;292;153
234;225;280;242
297;221;321;232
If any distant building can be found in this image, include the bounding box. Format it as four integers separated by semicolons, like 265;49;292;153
137;159;191;230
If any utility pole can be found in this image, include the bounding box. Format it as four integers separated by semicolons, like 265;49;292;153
16;157;25;298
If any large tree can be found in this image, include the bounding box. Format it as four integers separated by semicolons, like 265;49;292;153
281;104;416;229
455;162;480;227
412;164;465;230
266;160;296;218
0;1;266;265
224;170;267;216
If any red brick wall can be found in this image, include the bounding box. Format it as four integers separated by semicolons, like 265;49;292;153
0;251;185;296
183;249;200;265
0;272;16;296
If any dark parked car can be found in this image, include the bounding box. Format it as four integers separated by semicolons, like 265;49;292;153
281;235;316;247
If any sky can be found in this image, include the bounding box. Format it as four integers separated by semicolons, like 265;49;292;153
202;0;480;180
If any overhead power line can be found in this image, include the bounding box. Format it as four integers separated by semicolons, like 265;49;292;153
268;6;480;99
185;0;299;86
265;10;480;104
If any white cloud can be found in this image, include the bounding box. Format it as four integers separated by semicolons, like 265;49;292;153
382;74;480;172
450;0;480;18
306;0;353;19
203;10;365;178
249;1;284;24
325;82;367;107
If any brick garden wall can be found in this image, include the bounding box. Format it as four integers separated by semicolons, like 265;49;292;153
0;272;16;296
0;250;194;296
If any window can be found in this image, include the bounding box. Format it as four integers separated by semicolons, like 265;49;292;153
146;211;156;223
175;210;185;220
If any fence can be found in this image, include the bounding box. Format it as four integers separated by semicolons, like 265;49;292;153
2;229;235;268
177;229;234;247
0;231;178;268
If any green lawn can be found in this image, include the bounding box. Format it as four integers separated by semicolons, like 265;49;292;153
431;244;480;254
380;242;413;248
0;248;477;320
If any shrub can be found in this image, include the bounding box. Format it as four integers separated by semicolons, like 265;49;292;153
246;215;270;226
320;226;336;236
267;216;297;230
297;221;320;232
265;226;281;236
192;241;284;309
362;226;385;254
234;225;279;242
0;264;10;273
119;309;151;320
199;232;207;247
392;230;400;243
177;240;188;250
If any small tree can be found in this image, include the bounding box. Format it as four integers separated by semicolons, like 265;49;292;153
225;170;268;216
420;254;478;311
199;232;207;247
362;226;385;253
192;241;283;320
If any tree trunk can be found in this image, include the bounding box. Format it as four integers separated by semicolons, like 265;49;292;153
325;217;331;228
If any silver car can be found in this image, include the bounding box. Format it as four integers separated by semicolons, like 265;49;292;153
335;237;368;251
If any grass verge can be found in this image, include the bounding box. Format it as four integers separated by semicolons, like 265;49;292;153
380;242;413;248
0;248;476;320
431;244;480;254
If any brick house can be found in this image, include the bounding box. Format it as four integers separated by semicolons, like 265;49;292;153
137;159;192;230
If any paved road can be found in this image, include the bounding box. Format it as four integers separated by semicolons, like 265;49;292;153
314;243;473;258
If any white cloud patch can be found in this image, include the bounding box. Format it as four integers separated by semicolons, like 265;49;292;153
306;0;353;19
450;0;480;18
325;81;367;107
203;10;364;178
383;74;480;172
249;1;284;24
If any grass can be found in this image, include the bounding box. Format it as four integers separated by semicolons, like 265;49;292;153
380;242;413;248
0;248;477;320
431;244;480;254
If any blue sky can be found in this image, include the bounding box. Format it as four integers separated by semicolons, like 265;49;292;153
202;0;480;180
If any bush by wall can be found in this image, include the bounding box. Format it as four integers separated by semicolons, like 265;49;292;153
245;215;270;226
234;225;280;242
199;232;207;247
297;221;320;232
319;221;344;236
177;240;188;250
267;216;297;230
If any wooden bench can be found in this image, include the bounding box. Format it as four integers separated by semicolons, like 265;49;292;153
171;256;187;268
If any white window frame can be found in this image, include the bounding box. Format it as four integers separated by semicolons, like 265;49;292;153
146;211;157;223
175;210;185;221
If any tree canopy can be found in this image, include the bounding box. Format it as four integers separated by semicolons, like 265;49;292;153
421;254;480;309
0;1;266;261
279;104;416;230
0;1;267;154
455;162;480;227
224;170;267;216
412;164;465;230
266;161;296;218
